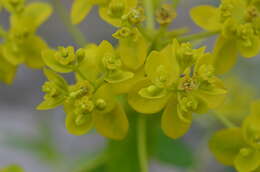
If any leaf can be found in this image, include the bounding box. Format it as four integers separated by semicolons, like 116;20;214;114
37;95;66;110
65;113;94;136
22;35;48;69
0;49;17;84
78;44;105;84
161;96;192;139
109;68;146;95
117;30;148;71
43;68;68;91
94;84;117;114
209;128;247;166
234;148;260;172
190;5;221;31
242;113;260;149
154;129;194;168
128;79;170;114
11;2;52;31
94;103;129;140
250;100;260;115
71;0;93;24
213;36;238;74
237;36;260;58
145;45;179;87
2;41;25;65
98;6;122;27
104;70;134;83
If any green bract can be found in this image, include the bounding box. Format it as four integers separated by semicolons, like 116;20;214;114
128;39;227;139
209;100;260;172
190;0;260;74
78;40;134;85
0;0;52;83
42;46;86;73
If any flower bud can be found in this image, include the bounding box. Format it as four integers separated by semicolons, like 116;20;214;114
102;52;122;70
236;24;254;47
108;0;125;18
55;46;76;65
68;81;94;100
4;0;25;13
96;98;107;110
245;6;258;22
219;2;233;22
113;27;133;39
178;77;197;91
42;81;59;100
239;148;252;157
127;7;145;25
156;4;176;25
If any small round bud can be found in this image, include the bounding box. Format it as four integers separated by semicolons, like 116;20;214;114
147;85;158;94
96;99;107;110
239;148;252;157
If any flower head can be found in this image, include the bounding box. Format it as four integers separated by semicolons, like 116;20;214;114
129;39;227;139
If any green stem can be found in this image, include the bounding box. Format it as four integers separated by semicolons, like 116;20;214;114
178;31;219;42
144;0;155;30
76;153;107;172
137;116;148;172
216;114;237;128
137;24;153;41
166;27;190;38
0;25;7;39
51;0;87;47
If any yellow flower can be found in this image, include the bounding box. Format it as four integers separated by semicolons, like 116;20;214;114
190;0;260;74
128;39;227;139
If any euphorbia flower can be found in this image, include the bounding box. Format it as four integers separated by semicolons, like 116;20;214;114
0;0;52;83
190;0;260;73
37;68;129;140
128;39;227;139
209;100;260;172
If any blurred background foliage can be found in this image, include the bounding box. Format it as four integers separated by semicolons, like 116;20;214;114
0;0;260;171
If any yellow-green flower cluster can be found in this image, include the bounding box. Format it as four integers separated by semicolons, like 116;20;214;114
0;0;52;84
36;0;229;141
209;100;260;172
190;0;260;74
128;40;226;139
38;34;227;140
